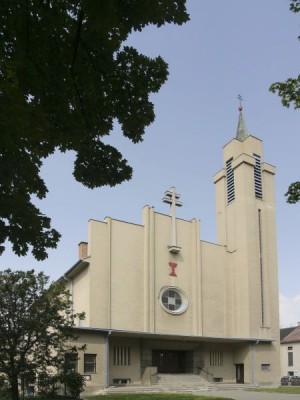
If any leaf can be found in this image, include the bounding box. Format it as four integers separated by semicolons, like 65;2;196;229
0;0;189;259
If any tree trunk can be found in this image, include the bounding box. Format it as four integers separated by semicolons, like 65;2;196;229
9;374;20;400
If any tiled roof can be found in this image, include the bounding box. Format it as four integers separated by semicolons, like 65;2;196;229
281;325;300;343
281;327;296;341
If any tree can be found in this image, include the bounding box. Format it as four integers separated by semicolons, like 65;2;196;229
269;0;300;110
0;269;84;400
269;0;300;203
0;1;189;260
285;181;300;204
59;370;86;399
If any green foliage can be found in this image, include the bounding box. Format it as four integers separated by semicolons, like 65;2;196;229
290;0;300;13
0;375;10;400
0;0;189;260
0;269;85;400
269;1;300;110
269;75;300;109
270;1;300;203
37;372;59;397
285;181;300;203
59;370;86;399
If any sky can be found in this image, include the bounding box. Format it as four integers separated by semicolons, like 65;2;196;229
1;0;300;328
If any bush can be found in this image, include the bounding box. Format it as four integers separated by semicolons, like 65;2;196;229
37;372;59;396
59;371;86;399
0;375;10;400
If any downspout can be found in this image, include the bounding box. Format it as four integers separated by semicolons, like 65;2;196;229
251;340;259;384
105;331;112;387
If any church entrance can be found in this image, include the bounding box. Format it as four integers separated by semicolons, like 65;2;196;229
152;350;186;373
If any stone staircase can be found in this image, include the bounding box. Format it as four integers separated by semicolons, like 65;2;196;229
155;373;214;391
82;374;259;397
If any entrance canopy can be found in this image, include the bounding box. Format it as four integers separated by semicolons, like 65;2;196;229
72;326;273;344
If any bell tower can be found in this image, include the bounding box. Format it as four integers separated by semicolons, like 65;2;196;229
213;106;279;339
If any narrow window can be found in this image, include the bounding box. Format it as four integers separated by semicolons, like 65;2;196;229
258;209;265;327
254;154;263;199
84;354;96;373
209;349;223;366
226;158;235;203
113;346;131;366
288;352;293;367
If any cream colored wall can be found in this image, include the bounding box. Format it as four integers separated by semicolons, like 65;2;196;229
71;332;107;387
214;135;279;341
153;214;201;335
201;242;227;337
211;134;280;384
200;342;280;384
86;218;144;330
110;220;144;331
281;342;300;377
66;132;281;386
87;219;111;328
202;343;235;382
71;267;90;326
260;164;280;338
253;342;281;385
109;337;141;385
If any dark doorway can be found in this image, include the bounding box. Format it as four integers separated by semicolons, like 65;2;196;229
152;350;186;373
235;364;244;383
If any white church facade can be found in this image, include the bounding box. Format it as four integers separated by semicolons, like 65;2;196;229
64;110;281;389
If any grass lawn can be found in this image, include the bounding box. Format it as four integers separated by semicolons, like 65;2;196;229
86;394;233;400
248;386;300;394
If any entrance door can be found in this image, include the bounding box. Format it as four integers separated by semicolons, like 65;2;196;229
235;364;244;383
152;350;185;373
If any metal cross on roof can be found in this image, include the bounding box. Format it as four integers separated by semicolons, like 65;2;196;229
163;187;183;253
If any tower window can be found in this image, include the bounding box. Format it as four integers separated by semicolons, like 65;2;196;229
254;154;263;199
226;158;235;203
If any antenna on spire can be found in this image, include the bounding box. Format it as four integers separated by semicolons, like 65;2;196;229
237;94;243;112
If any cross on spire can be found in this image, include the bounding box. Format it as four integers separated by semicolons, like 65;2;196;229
163;187;182;253
237;94;243;107
237;94;243;112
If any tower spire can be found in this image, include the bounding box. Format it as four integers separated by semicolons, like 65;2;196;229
236;95;249;141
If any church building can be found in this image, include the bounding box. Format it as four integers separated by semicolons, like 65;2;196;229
64;109;281;389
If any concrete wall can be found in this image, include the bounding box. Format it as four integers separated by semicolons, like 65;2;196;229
109;337;141;385
281;342;300;377
72;331;107;388
66;133;281;386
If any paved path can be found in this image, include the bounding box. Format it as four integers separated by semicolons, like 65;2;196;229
83;386;300;400
197;389;300;400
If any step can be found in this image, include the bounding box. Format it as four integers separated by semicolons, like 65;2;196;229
156;373;207;383
102;383;258;394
